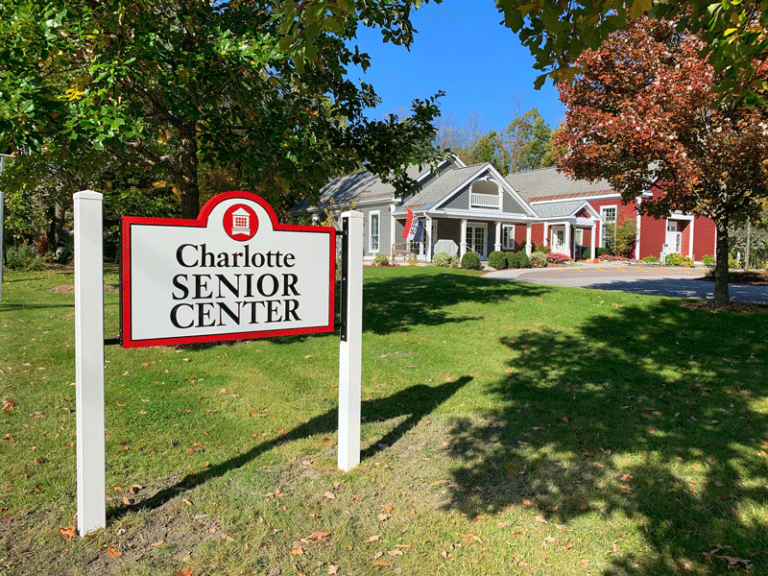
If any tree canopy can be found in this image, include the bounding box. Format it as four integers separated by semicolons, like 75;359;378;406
496;0;768;105
554;16;768;304
0;0;444;218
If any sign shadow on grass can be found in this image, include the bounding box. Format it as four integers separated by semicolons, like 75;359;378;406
443;302;768;575
109;376;471;521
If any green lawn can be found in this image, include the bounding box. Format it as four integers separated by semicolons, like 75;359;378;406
1;265;767;575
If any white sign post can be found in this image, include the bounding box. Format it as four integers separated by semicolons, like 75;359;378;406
338;211;363;471
73;191;106;535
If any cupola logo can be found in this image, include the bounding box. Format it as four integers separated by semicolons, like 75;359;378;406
223;204;258;241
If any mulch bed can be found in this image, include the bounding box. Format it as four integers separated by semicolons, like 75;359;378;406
680;300;768;313
699;270;768;286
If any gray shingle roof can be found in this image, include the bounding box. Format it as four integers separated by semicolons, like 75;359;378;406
531;200;590;219
292;163;429;212
505;167;613;202
396;163;490;213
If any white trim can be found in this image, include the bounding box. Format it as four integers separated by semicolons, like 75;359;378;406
432;208;535;220
635;196;642;260
389;205;396;255
368;210;381;253
689;218;695;259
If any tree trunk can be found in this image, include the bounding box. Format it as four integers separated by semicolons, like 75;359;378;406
714;216;730;306
178;123;199;219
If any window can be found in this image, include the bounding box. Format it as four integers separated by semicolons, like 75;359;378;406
369;211;380;253
574;229;583;245
502;225;515;250
600;206;617;248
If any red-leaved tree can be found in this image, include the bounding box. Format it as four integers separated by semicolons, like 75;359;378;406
555;17;768;305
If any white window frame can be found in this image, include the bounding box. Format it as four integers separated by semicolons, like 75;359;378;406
600;205;617;248
501;224;516;250
574;228;584;245
369;210;381;253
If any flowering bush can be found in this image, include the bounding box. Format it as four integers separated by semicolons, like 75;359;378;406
546;252;571;264
598;254;633;262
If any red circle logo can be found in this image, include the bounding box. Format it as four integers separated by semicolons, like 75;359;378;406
223;204;258;241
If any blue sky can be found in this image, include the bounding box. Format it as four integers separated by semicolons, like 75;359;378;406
348;1;565;135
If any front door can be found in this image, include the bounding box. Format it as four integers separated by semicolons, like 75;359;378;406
666;221;682;253
551;227;565;252
467;224;487;258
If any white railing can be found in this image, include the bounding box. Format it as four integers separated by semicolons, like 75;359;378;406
470;193;499;209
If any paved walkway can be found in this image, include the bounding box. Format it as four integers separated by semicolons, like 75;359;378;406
484;263;768;304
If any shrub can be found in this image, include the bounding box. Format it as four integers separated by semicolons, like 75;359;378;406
665;252;685;266
461;251;482;270
507;251;530;269
5;245;47;271
701;254;715;266
529;252;547;268
641;255;660;263
546;252;571;265
682;256;694;267
597;247;612;257
728;256;739;268
535;245;551;254
488;251;507;270
407;257;418;267
373;253;389;266
433;252;458;268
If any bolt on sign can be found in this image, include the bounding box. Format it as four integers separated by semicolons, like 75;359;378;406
121;192;335;347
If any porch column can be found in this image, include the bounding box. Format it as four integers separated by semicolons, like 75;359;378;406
635;197;642;260
564;222;572;258
525;222;532;256
590;223;596;260
543;222;549;246
426;215;433;262
494;221;502;252
390;205;397;258
688;218;695;259
460;218;468;258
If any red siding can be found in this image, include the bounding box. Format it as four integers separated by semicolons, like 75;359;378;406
692;216;716;260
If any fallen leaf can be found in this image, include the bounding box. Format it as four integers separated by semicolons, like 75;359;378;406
291;547;305;555
372;561;391;567
544;535;557;543
176;570;193;576
372;552;383;559
323;491;336;500
307;531;332;541
366;535;380;542
328;566;339;575
107;544;122;558
59;526;75;540
387;549;404;556
535;515;548;524
377;514;391;522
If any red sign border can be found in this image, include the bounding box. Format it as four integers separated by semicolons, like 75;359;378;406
120;191;336;349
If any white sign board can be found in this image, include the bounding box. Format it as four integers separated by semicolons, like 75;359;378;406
121;192;335;348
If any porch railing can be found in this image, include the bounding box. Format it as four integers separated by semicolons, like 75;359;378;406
470;193;499;209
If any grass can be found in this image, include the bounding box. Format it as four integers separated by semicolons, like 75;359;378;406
1;265;767;575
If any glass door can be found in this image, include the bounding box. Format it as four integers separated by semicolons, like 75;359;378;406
467;224;487;258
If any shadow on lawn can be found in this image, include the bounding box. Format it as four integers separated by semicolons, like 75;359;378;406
361;269;552;335
110;376;471;521
445;301;768;575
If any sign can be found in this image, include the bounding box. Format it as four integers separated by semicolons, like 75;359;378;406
121;192;335;348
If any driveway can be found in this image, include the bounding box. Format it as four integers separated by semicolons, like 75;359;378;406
484;264;768;305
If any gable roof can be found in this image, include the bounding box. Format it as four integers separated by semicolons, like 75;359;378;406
505;167;613;202
531;200;599;219
397;163;489;213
